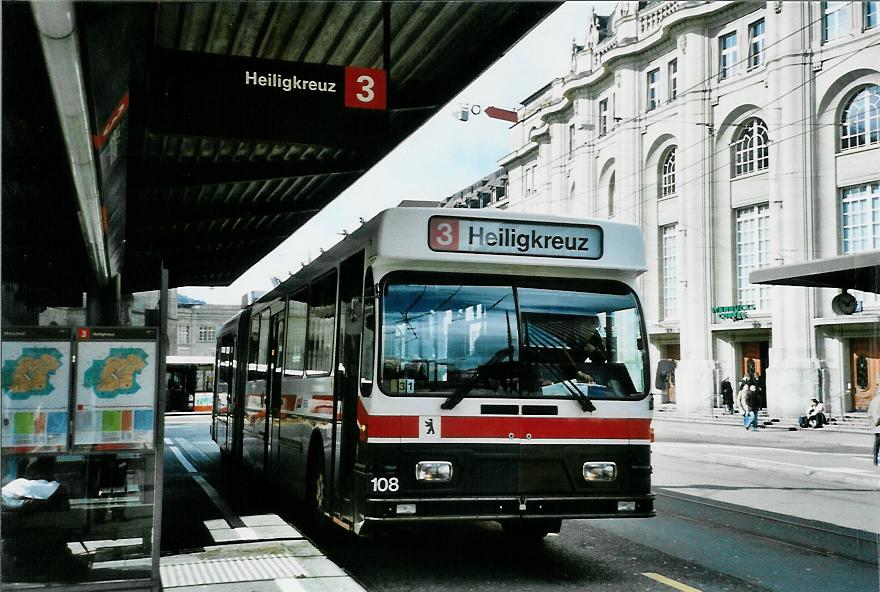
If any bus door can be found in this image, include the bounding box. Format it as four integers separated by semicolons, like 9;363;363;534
213;335;236;454
330;251;365;521
266;310;286;475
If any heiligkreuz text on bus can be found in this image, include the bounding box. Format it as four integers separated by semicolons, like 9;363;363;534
211;207;653;538
428;216;603;259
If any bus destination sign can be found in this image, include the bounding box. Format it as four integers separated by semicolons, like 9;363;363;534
428;216;603;259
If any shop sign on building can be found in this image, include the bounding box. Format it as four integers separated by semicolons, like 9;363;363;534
712;304;756;321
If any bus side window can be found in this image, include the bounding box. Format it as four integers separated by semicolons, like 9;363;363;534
247;317;260;382
360;268;375;396
306;271;337;375
285;289;308;377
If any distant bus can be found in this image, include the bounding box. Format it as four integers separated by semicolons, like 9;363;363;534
166;356;214;412
212;207;653;537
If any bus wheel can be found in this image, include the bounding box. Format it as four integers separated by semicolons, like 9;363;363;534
502;518;562;539
306;449;326;529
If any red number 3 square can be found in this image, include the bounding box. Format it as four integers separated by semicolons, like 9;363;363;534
344;67;387;110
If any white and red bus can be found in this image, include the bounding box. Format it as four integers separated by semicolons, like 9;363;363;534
212;207;653;537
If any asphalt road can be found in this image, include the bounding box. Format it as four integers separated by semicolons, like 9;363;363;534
161;415;880;592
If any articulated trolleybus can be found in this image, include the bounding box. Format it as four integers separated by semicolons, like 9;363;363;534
212;207;653;537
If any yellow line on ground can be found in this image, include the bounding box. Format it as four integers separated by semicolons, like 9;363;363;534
642;572;703;592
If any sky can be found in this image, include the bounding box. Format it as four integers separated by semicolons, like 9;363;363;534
182;2;614;305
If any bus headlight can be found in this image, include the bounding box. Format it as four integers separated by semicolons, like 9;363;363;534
583;462;616;482
415;461;453;482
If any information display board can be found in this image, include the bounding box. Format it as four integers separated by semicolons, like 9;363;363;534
73;327;158;449
1;327;73;452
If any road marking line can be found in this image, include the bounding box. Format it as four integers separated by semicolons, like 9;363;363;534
642;572;703;592
164;438;174;445
169;446;197;473
192;474;241;527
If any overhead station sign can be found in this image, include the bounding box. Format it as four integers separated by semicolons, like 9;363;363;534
150;49;387;146
428;216;603;260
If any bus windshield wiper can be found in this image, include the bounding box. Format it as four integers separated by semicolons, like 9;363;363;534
441;346;515;410
524;331;596;413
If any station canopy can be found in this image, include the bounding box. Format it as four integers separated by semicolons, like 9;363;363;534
749;251;880;294
2;2;557;306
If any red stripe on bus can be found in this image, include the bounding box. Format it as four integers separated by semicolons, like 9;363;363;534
358;399;419;438
520;417;651;439
442;416;517;438
356;403;649;440
442;417;648;439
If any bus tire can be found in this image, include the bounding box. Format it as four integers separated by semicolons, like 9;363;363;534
501;518;562;539
306;446;326;530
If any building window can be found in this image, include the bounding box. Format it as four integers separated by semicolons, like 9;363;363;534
599;99;608;136
736;204;771;310
668;59;678;101
719;32;737;79
608;172;616;217
661;147;676;197
647;68;660;111
748;19;765;69
840;85;880;150
733;118;770;177
568;123;576;155
867;1;879;29
528;164;538;195
841;182;880;253
823;1;849;42
177;325;190;345
661;224;678;320
198;326;215;342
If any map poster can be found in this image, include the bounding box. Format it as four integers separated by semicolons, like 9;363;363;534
1;327;73;452
73;327;158;449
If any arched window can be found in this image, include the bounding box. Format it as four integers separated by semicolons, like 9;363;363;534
661;147;676;197
841;85;880;150
608;172;616;217
733;118;769;177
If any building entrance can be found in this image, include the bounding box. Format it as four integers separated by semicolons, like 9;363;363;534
850;337;880;411
657;343;680;402
740;340;769;407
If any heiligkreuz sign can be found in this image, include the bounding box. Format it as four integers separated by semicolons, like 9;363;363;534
428;216;603;259
150;49;387;147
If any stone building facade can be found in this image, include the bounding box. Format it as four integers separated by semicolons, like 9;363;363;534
495;1;880;416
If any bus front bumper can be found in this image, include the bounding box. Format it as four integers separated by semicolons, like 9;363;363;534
362;494;655;522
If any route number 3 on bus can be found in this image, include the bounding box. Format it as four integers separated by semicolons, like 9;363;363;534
344;67;387;110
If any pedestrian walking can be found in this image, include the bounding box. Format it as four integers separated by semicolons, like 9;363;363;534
744;383;759;431
868;387;880;466
721;378;734;415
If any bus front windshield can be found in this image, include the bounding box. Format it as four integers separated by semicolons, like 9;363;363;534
380;276;646;402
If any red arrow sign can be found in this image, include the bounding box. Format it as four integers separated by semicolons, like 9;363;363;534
485;106;517;123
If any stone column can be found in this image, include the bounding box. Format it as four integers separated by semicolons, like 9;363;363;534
614;63;642;225
674;28;716;413
548;122;566;215
765;1;819;417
